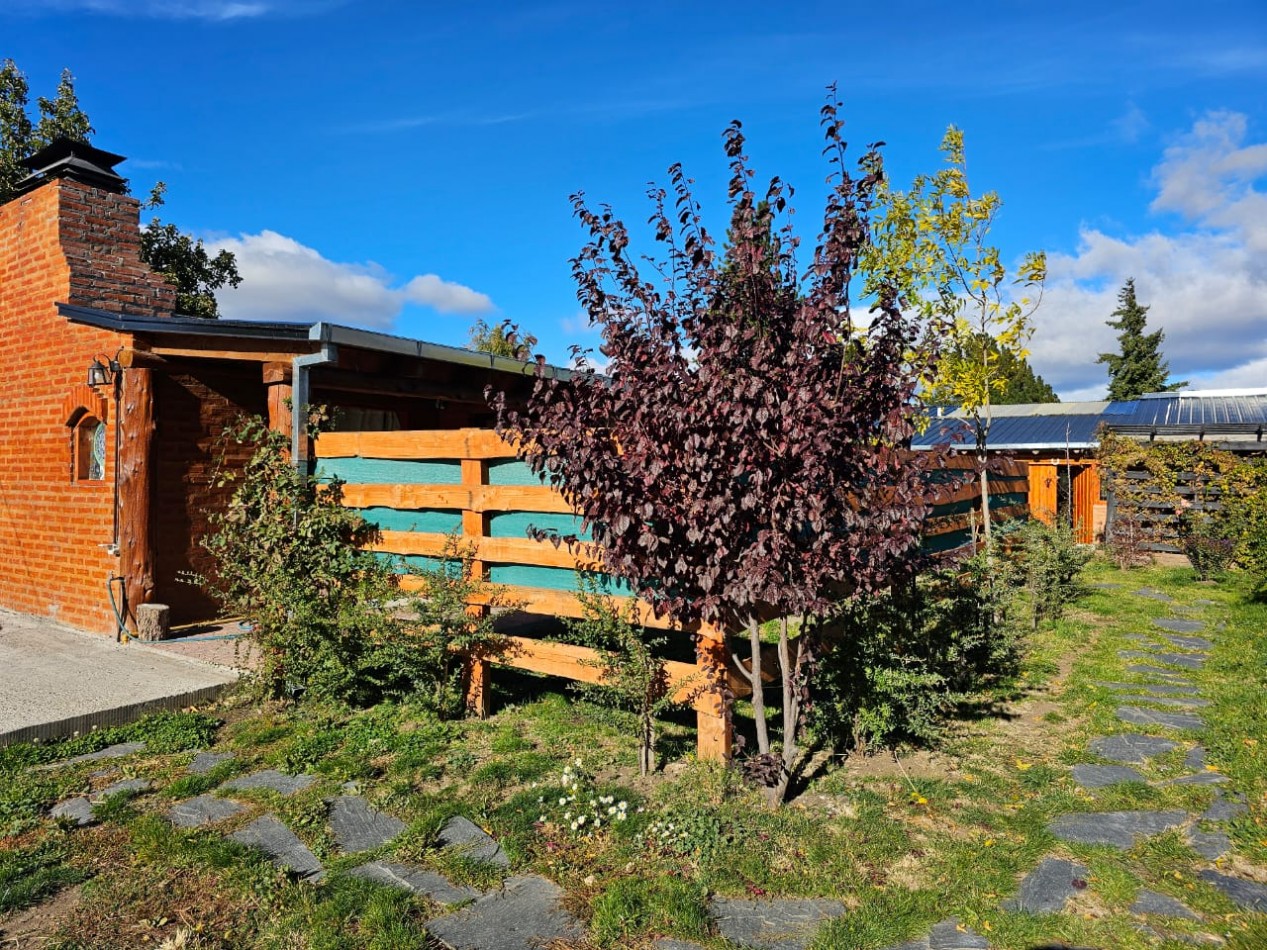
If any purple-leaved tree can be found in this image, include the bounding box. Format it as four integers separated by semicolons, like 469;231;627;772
493;92;945;803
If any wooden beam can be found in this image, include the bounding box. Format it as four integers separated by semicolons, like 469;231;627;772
118;347;167;369
316;428;519;461
371;531;599;571
339;483;574;515
148;344;313;364
118;367;155;630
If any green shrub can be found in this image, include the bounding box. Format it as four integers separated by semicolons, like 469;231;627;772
812;548;1024;752
1224;481;1267;598
1177;507;1237;581
562;577;688;775
198;416;505;711
1015;518;1092;627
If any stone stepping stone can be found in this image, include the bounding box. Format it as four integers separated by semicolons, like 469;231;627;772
438;815;510;868
1157;634;1214;651
1203;794;1248;822
1072;764;1147;788
1130;889;1200;920
1113;694;1210;708
653;941;707;950
1119;651;1206;670
1185;746;1206;770
90;778;150;801
886;919;989;950
230;815;324;881
1127;664;1193;679
709;896;846;949
1090;734;1178;764
1193;599;1215;606
1091;582;1123;589
1115;706;1204;731
36;741;145;771
50;797;96;827
1134;588;1174;602
1199;870;1267;911
167;794;246;828
350;860;480;905
1153;618;1207;635
426;874;584;950
1049;810;1188;848
1002;856;1089;913
329;796;405;853
1166;772;1228;787
221;769;315;796
1094;681;1200;696
188;751;235;774
1187;828;1232;860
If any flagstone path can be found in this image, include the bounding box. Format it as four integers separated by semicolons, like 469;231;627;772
37;585;1267;949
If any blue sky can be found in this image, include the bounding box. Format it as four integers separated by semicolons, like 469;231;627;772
5;0;1266;399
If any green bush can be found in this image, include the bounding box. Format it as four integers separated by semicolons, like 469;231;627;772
198;416;504;711
1224;481;1267;598
812;548;1024;752
1014;518;1092;627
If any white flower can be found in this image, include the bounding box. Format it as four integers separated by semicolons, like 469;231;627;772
538;796;545;803
577;815;586;825
575;757;583;766
570;821;578;831
594;818;602;828
538;815;546;823
618;801;627;809
559;797;567;805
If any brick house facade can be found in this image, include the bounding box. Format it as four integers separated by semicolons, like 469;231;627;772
0;140;546;636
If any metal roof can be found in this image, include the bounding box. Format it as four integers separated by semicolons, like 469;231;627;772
60;304;573;381
912;412;1104;450
914;390;1267;450
1104;393;1267;431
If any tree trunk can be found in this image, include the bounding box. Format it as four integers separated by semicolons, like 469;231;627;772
768;616;798;805
748;617;770;754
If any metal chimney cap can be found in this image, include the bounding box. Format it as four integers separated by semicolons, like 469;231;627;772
15;138;128;196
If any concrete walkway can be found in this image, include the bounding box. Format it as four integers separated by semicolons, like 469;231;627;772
0;608;237;746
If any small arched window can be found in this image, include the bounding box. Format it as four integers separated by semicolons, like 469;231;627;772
64;385;110;484
76;417;106;480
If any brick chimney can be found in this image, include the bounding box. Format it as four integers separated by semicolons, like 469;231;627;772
3;138;175;317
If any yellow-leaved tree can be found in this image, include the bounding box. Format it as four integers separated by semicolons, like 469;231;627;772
865;126;1046;541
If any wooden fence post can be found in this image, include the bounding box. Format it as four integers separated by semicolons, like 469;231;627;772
462;454;492;717
694;622;733;762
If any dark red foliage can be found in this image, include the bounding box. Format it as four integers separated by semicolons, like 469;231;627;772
493;93;940;632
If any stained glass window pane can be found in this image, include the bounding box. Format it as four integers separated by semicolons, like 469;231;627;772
89;422;106;480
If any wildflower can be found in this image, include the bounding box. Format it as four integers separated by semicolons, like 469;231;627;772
559;797;567;805
570;821;578;831
577;815;586;825
1015;759;1033;771
539;815;547;823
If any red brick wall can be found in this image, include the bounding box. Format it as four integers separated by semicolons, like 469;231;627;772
0;178;171;634
153;363;267;625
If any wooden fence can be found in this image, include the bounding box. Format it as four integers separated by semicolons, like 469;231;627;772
315;429;1027;760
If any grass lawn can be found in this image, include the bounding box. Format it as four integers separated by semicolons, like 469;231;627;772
1;557;1265;949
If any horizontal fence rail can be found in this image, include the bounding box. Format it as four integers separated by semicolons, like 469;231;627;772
314;428;1029;760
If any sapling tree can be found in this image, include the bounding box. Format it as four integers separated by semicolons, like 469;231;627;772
565;579;690;776
493;92;941;803
865;127;1047;541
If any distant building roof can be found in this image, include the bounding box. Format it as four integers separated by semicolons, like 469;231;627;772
913;390;1267;451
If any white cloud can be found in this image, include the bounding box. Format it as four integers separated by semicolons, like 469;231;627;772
1031;111;1267;399
11;0;271;18
208;230;494;327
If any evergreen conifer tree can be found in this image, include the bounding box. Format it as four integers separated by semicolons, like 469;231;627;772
1097;278;1185;399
